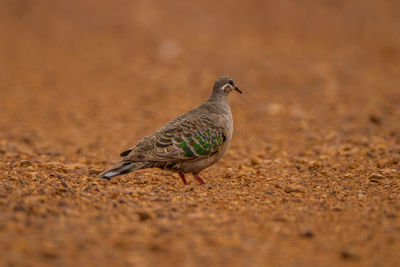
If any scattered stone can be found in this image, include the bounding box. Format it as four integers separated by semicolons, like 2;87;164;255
284;184;306;193
187;201;198;207
60;181;69;188
288;177;301;183
299;228;314;238
135;176;148;184
239;164;254;174
13;202;26;212
250;157;263;166
369;173;384;180
366;151;376;158
78;157;90;165
41;251;59;259
385;211;397;218
20;160;32;167
273;215;287;222
137;211;151;221
341;250;360;261
56;187;68;193
369;114;382;125
88;169;102;176
109;191;119;199
332;206;343;211
36;150;61;156
369;173;385;183
357;193;367;200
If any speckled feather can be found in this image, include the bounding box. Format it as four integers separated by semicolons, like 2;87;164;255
123;113;227;162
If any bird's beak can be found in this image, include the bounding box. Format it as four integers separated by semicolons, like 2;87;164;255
234;86;243;94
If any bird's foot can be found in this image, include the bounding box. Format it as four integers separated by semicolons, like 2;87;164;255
193;174;205;185
178;173;188;185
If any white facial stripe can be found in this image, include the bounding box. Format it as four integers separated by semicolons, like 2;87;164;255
221;84;232;91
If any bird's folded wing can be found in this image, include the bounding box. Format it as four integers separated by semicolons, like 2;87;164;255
124;115;227;162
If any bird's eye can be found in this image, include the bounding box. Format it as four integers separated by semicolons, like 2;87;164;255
228;79;234;85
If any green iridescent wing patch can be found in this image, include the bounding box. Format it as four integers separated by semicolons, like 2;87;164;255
178;140;195;157
176;129;226;158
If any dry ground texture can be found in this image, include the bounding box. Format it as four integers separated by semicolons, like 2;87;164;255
1;1;400;266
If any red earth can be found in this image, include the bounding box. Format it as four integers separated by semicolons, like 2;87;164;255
1;1;399;266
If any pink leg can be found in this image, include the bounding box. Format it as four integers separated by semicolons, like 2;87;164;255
193;174;205;185
179;173;187;185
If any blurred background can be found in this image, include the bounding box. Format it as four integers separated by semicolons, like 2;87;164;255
1;0;399;156
0;0;399;266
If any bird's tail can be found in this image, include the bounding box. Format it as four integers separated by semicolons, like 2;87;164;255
98;160;148;179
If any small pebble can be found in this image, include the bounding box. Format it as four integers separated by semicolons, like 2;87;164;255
137;211;151;221
284;184;306;193
299;228;314;238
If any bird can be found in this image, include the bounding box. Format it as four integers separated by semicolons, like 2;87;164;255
98;76;242;185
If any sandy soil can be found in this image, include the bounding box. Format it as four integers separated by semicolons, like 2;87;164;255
0;1;399;266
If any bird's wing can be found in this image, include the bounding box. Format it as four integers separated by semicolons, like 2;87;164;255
122;114;227;162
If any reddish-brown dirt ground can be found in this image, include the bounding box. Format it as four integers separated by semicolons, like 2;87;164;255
1;1;400;266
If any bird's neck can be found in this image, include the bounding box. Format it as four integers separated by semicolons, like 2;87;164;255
209;91;228;102
206;94;230;114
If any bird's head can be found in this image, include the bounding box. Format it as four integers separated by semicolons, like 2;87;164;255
212;76;242;96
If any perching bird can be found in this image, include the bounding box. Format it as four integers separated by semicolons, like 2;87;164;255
99;76;242;185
